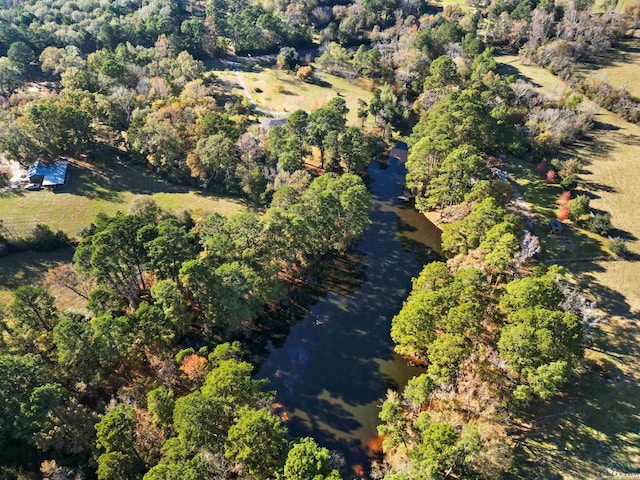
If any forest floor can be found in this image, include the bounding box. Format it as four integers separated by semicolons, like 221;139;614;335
498;54;640;479
207;57;374;126
0;158;245;239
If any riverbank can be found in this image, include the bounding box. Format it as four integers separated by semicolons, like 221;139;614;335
257;144;440;476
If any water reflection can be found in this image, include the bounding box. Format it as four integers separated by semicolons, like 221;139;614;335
257;144;441;474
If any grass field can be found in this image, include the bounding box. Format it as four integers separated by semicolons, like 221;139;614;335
505;160;607;260
498;55;640;479
578;37;640;98
209;58;375;125
0;159;245;239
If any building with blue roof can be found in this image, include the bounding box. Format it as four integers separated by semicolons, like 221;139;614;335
27;158;68;187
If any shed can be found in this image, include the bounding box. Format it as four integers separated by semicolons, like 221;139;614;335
549;219;565;234
27;158;68;187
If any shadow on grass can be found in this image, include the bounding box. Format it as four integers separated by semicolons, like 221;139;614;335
58;160;237;206
0;247;75;293
512;262;640;479
506;159;607;260
497;62;543;89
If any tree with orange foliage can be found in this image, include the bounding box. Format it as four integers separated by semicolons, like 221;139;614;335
179;354;209;383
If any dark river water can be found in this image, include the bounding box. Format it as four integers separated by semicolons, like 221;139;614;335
257;143;442;476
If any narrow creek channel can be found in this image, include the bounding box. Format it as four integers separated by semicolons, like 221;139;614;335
257;143;442;476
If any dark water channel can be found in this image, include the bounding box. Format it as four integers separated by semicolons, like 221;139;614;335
257;143;442;475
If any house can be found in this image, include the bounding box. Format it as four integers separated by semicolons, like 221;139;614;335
27;158;68;187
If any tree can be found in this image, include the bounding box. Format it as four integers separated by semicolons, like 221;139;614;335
284;437;340;480
307;98;348;167
7;41;35;73
52;315;94;372
90;314;134;369
144;219;196;281
147;387;175;432
225;407;288;478
0;354;45;445
95;404;137;455
340;126;373;173
26;101;93;157
425;55;460;89
9;286;58;333
191;134;239;189
97;452;135;480
568;195;590;221
75;214;150;305
419;145;485;211
378;390;409;451
0;56;23;95
297;65;313;81
277;47;300;70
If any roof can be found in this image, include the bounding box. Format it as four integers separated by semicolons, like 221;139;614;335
27;158;68;186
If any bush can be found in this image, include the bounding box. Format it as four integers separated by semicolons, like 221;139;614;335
568;195;590;221
558;158;582;178
560;174;579;191
296;65;313;82
608;237;628;257
586;213;612;235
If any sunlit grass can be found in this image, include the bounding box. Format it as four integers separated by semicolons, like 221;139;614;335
208;59;375;126
0;161;245;239
497;54;640;479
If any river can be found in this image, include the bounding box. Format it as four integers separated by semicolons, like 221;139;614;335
257;142;442;476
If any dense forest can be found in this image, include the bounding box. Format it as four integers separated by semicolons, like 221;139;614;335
0;0;637;478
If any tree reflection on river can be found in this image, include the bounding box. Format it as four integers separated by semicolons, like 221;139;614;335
257;143;442;476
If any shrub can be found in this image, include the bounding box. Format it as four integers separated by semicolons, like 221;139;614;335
545;169;556;184
568;195;590;221
558;158;582;178
608;237;628;257
560;174;579;191
557;206;570;221
296;65;313;82
586;213;612;235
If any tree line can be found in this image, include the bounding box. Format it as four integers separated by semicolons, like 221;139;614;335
0;166;371;477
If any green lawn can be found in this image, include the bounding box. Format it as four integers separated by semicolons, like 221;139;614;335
498;54;640;479
0;160;245;239
506;160;607;260
577;37;640;98
209;59;375;126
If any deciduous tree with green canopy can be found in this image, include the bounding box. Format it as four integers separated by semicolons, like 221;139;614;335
283;437;342;480
225;406;288;478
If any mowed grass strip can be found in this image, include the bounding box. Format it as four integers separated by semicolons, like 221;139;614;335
498;54;640;478
0;160;245;239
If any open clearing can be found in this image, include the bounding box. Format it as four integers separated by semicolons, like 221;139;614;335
209;58;374;125
579;37;640;98
498;55;640;479
0;159;245;239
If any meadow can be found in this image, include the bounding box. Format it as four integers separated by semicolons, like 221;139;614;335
0;159;245;239
497;54;640;479
208;57;375;126
578;37;640;98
